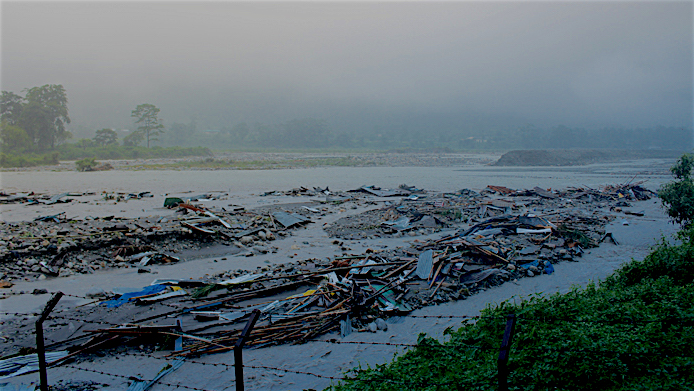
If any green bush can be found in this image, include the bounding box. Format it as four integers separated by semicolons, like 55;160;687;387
75;157;97;171
604;228;694;288
0;144;211;168
56;144;211;161
0;151;59;168
659;153;694;227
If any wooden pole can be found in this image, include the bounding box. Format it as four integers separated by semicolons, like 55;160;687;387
235;309;260;391
497;314;516;391
36;292;63;391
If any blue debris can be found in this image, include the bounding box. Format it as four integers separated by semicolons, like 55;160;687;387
518;260;554;275
102;284;168;308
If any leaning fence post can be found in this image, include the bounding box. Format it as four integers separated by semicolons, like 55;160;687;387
36;291;63;391
497;314;516;391
235;309;261;391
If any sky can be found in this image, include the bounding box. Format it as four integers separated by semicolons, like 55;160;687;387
1;1;692;133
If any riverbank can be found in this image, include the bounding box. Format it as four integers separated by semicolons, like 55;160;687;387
0;152;499;173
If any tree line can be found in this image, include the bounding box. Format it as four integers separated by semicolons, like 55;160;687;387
1;84;164;154
1;85;71;151
164;121;691;152
2;84;691;154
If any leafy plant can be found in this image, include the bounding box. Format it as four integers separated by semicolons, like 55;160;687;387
75;157;97;172
556;224;595;247
0;151;59;168
659;153;694;227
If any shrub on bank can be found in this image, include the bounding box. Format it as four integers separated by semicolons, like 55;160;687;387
659;152;694;228
0;146;212;168
0;151;59;168
75;157;97;171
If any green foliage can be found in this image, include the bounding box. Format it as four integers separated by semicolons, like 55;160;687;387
23;84;71;149
0;122;32;153
18;101;54;149
131;103;164;148
329;236;694;390
605;228;694;288
2;84;70;150
0;91;24;125
75;157;97;172
0;151;58;168
76;138;95;150
122;130;145;147
556;224;596;248
0;144;210;168
670;153;694;180
660;153;694;227
93;128;118;146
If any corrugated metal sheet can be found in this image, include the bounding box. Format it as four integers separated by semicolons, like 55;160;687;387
415;250;433;280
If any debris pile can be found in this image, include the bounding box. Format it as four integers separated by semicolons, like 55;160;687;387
0;181;658;362
0;213;604;359
0;194;348;281
325;182;654;241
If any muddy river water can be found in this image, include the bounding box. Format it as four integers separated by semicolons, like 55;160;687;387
0;158;674;196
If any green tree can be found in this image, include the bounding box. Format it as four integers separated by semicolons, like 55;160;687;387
76;138;95;150
122;130;145;147
18;102;54;149
93;128;118;146
0;122;32;153
131;103;164;148
659;153;694;227
21;84;71;149
0;91;25;125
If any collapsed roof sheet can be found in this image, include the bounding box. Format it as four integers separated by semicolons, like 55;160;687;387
272;212;311;228
350;186;411;197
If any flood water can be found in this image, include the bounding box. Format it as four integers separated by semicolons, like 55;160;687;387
0;158;675;196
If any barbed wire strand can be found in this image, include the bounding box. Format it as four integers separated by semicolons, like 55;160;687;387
63;364;213;391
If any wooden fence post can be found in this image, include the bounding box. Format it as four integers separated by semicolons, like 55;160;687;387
497;314;516;391
36;292;63;391
235;309;261;391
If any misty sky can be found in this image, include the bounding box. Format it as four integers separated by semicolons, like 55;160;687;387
1;1;692;133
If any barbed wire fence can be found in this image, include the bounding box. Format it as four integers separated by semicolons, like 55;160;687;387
3;291;693;391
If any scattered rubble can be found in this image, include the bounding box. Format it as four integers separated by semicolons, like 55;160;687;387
0;181;658;366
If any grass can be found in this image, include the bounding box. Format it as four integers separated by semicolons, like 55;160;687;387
0;151;59;168
56;145;212;160
1;144;496;169
327;229;694;391
0;145;213;168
